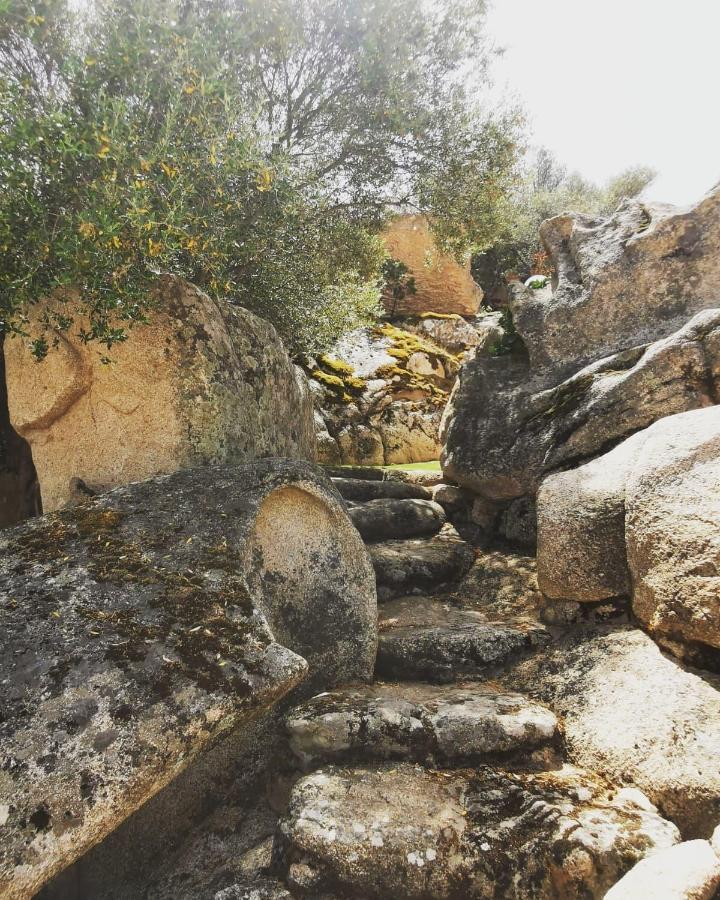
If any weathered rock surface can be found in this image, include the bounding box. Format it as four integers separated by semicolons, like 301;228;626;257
627;407;720;652
505;627;720;838
538;406;720;652
442;307;720;501
605;838;720;900
277;763;679;898
376;595;545;681
382;214;483;316
369;523;474;596
331;477;431;501
286;682;559;767
348;498;446;542
311;320;465;466
441;187;720;503
521;186;720;379
0;459;376;898
5;276;317;516
414;313;483;352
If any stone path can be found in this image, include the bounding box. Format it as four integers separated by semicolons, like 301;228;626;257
201;469;681;899
74;466;690;899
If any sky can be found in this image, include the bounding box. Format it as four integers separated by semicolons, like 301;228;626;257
485;0;720;206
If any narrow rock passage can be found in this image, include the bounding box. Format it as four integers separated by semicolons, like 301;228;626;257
141;467;684;899
237;470;680;899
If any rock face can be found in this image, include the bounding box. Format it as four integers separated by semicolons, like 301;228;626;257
538;406;720;652
382;214;483;316
4;276;317;516
441;185;720;505
277;763;678;898
310;322;466;466
505;627;720;839
442;306;720;502
524;188;720;380
0;459;376;899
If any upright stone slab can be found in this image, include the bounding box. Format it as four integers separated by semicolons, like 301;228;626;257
4;276;317;516
382;214;483;316
0;459;376;899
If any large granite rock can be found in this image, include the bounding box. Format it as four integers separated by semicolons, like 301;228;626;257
505;627;720;839
4;276;316;516
442;308;720;501
0;459;376;898
441;184;720;503
277;763;678;898
538;407;720;652
521;185;720;380
382;214;483;316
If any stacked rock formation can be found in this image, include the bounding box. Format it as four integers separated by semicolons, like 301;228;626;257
442;184;720;663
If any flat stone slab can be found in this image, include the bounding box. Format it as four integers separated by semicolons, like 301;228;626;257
505;626;720;839
331;477;431;502
277;763;679;898
322;465;386;481
0;460;376;899
286;682;559;767
348;498;445;542
376;596;546;682
369;524;474;596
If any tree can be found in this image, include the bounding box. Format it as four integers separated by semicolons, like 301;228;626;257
0;0;522;359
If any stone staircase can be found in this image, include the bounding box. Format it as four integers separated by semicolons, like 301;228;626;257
105;468;680;899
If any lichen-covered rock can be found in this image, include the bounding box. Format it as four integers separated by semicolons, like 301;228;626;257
376;595;545;681
441;308;720;501
277;763;679;898
4;277;317;516
0;459;376;898
519;185;720;380
505;627;720;838
369;523;474;597
415;314;482;352
348;498;446;542
604;839;720;900
537;406;720;653
286;682;559;767
382;214;483;316
311;322;463;466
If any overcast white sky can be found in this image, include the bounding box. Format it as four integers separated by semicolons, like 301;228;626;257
485;0;720;205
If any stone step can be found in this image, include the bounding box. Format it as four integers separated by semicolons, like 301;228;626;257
286;682;560;768
276;763;679;899
348;498;446;542
370;524;474;597
376;596;548;682
332;476;432;502
322;464;386;481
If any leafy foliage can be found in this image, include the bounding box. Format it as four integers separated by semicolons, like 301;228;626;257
473;148;656;297
0;0;521;358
